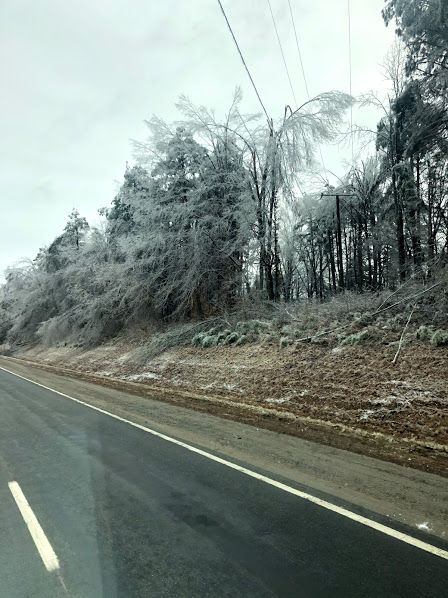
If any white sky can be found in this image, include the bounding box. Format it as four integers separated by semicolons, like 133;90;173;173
0;0;395;278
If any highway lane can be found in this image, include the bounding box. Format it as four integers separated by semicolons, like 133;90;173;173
0;366;447;597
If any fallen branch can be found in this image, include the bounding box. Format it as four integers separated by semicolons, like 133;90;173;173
392;306;416;364
375;275;416;311
373;282;442;317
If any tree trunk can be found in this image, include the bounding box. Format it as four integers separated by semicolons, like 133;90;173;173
328;229;337;293
356;215;363;290
335;195;344;290
392;167;406;281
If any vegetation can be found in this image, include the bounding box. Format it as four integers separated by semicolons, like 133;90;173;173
430;330;448;347
1;2;448;350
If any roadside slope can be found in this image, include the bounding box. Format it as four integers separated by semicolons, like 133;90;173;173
9;336;448;477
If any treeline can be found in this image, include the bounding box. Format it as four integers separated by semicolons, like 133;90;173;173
1;0;447;347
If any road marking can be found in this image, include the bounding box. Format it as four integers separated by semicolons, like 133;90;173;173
8;481;60;572
2;364;448;561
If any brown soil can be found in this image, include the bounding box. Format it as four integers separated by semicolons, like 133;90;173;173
12;338;448;476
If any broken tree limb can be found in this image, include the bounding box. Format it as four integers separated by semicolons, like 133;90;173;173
392;306;416;364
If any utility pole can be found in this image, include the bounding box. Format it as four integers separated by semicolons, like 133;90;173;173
321;193;355;291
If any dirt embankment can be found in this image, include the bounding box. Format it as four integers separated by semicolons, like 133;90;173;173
11;338;448;476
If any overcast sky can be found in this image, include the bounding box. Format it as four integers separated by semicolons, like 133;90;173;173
1;0;395;278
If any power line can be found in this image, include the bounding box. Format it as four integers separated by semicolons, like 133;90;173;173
266;0;298;108
217;0;271;126
266;1;309;193
287;0;309;100
347;0;354;163
287;0;328;181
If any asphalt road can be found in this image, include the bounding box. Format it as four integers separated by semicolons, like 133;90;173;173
0;365;447;597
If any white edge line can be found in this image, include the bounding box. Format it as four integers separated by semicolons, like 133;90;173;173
1;363;448;561
8;480;60;572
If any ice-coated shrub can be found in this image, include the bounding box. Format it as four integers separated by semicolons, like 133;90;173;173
236;320;269;336
415;325;432;341
355;312;374;326
339;326;378;346
216;331;230;345
224;331;240;345
430;329;448;347
192;332;206;347
201;335;219;347
235;335;247;346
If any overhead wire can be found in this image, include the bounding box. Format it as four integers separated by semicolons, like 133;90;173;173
265;0;318;194
287;0;328;183
266;0;310;195
287;0;309;100
266;0;298;108
347;0;354;163
216;0;272;127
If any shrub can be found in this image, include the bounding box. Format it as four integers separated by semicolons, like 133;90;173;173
279;336;293;349
415;325;432;341
302;314;319;330
192;332;206;347
235;321;247;334
235;335;247;346
280;324;296;335
310;335;326;345
216;331;230;345
339;326;378;346
236;320;269;336
201;335;219;348
355;312;374;326
272;315;291;331
430;329;448;347
252;319;270;331
224;332;240;345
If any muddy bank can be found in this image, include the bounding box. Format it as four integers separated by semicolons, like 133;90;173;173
9;338;448;476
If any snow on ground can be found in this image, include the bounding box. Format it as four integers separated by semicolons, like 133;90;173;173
360;409;375;421
416;522;432;531
370;397;413;408
115;351;137;364
202;382;243;393
265;397;290;404
121;372;160;381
